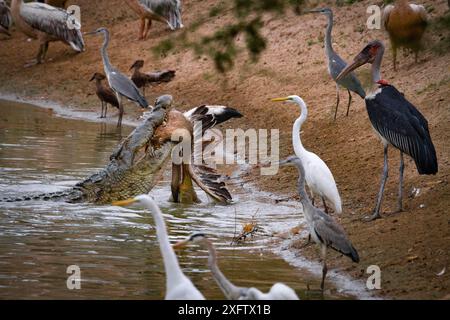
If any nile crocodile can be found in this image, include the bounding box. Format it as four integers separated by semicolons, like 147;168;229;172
1;95;242;204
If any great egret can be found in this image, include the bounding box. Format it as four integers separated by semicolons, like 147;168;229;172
279;156;359;291
337;40;437;221
272;95;342;214
113;195;205;300
173;233;300;300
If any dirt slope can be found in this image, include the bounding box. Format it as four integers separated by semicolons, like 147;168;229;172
0;0;448;299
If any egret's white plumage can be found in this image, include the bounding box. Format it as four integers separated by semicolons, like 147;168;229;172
113;195;204;300
174;233;299;300
272;95;342;214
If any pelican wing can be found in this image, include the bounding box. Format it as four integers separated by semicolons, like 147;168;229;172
21;2;85;51
382;4;394;29
0;0;11;30
188;164;232;203
140;0;183;29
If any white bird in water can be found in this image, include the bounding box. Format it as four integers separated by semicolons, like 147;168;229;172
113;195;205;300
279;156;359;291
272;95;342;214
11;0;85;67
174;233;300;300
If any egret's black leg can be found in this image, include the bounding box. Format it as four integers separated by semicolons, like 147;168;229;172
396;151;404;213
346;89;352;116
365;144;389;221
334;83;340;121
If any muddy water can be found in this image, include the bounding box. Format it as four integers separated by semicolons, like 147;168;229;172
0;100;361;299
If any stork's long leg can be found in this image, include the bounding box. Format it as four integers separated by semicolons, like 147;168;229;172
320;245;328;291
346;89;352;117
139;18;145;40
396;151;404;213
366;144;389;221
334;83;340;121
116;93;123;128
143;19;152;39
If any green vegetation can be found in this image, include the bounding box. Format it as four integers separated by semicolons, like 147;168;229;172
153;0;305;72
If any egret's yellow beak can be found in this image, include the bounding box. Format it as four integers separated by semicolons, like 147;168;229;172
172;239;190;250
112;198;137;206
271;97;290;102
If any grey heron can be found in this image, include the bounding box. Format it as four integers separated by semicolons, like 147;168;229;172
279;156;359;291
337;40;438;221
85;28;149;128
11;0;85;67
382;0;428;70
173;233;300;300
89;72;120;118
125;0;183;40
271;96;342;214
113;195;205;300
130;59;176;96
0;0;11;37
308;8;365;120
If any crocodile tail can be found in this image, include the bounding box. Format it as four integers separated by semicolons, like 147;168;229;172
0;190;73;202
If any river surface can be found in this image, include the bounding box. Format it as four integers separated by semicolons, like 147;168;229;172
0;99;368;299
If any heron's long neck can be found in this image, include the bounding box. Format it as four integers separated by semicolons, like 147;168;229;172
324;12;335;58
206;241;243;300
371;45;385;84
149;202;185;290
101;31;113;73
293;99;308;157
295;160;313;207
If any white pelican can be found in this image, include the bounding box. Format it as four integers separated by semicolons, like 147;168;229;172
113;195;205;300
11;0;85;67
272;95;342;214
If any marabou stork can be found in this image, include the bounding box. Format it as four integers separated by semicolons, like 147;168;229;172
113;195;205;300
11;0;85;67
383;0;428;70
337;40;438;221
124;0;183;40
85;28;149;128
308;8;366;120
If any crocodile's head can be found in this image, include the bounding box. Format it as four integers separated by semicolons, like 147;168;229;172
111;94;192;168
86;95;193;202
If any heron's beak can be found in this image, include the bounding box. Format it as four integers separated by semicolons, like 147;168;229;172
336;52;369;81
306;9;322;13
172;239;190;250
112;198;137;206
271;97;290;102
84;30;97;36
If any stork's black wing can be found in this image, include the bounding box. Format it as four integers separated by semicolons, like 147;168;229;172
366;85;438;174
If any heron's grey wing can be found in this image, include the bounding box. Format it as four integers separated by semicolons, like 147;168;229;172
329;53;365;98
0;1;11;30
21;3;85;51
313;210;359;262
140;0;183;29
108;70;148;107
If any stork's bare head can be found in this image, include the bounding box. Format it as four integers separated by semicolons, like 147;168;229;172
336;40;384;81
